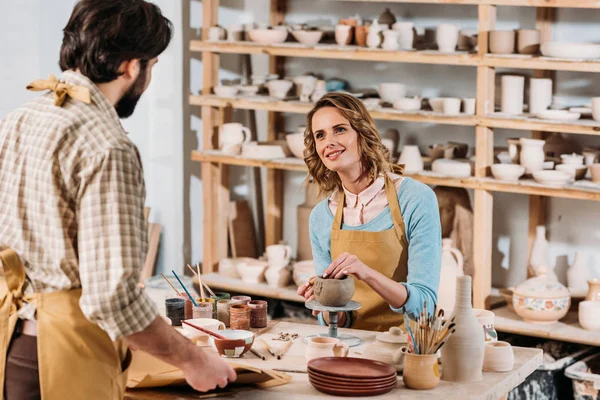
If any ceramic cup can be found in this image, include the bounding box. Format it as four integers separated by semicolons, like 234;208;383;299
489;30;515;54
355;25;369;47
305;337;349;362
403;353;441;390
208;26;226;41
182;318;225;339
382;30;400;50
266;244;292;268
217;299;232;327
436;24;459;53
443;98;461;115
483;341;515;372
501;75;525;115
335;24;353;46
517;29;540;55
590;163;600;183
220;123;251;148
462;98;476;115
529;78;553;115
578;301;600;331
592;98;600;122
392;22;414;50
227;24;244;42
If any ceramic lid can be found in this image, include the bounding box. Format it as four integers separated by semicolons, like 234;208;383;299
376;327;407;344
514;276;570;299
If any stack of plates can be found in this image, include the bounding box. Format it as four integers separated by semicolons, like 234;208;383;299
307;357;398;397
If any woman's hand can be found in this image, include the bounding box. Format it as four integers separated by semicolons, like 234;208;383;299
323;252;372;280
297;278;319;316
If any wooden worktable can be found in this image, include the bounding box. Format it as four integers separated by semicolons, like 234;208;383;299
125;321;542;400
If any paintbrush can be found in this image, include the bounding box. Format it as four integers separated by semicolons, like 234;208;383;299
186;264;216;297
433;329;456;354
197;263;205;303
171;269;199;307
182;320;227;340
250;348;267;360
259;338;276;357
276;340;293;360
160;272;181;296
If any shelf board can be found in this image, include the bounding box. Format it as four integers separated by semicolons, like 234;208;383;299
481;114;600;136
192;150;600;200
319;0;600;8
483;54;600;73
200;273;304;302
190;95;477;126
494;306;600;347
191;41;480;66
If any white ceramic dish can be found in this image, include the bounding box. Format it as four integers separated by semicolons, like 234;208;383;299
238;85;260;96
540;42;600;60
214;86;238;97
285;133;305;159
532;170;571;187
291;30;323;45
248;29;288;45
535;109;581;121
431;159;471;178
428;98;445;113
377;83;406;103
393;97;421;111
491;164;525;182
242;141;292;160
266;79;293;99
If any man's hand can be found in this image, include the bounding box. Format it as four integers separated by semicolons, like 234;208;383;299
182;348;237;392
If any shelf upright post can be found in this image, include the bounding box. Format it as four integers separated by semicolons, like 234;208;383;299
473;4;497;309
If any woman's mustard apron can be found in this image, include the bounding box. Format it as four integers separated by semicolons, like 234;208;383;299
0;248;131;399
330;174;409;332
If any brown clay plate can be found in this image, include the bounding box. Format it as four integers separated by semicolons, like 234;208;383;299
308;369;397;385
307;357;396;379
309;379;397;397
308;372;397;388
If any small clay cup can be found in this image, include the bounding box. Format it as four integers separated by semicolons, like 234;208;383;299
355;25;369;47
590;163;600;183
403;353;440;390
248;300;268;328
313;276;355;307
517;29;540;55
489;30;515;54
483;341;514;372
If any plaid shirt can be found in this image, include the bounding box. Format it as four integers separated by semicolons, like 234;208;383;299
0;71;158;340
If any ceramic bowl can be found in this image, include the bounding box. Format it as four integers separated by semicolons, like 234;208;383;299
235;259;268;284
293;260;315;287
560;153;584;166
535;109;581;121
210;329;255;358
213;85;238;97
483;341;514;372
377;83;406;104
513;276;571;324
532;170;571;187
491;164;525;182
266;79;294;99
540;42;600;60
362;98;381;110
238;85;260;96
218;257;255;279
247;29;288;45
578;301;600;331
242;141;292;160
291;30;323;45
314;276;355;307
432;159;471;178
286;133;305;159
555;164;588;181
392;97;421;111
428;98;445;113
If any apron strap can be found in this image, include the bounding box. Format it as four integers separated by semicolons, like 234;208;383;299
331;189;345;237
0;248;26;299
384;174;407;237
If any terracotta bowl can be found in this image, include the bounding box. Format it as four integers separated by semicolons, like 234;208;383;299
210;329;255;358
314;275;355;307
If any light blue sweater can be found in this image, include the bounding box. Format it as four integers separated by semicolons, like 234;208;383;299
310;177;442;327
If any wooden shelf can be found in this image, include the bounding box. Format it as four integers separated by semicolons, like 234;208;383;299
191;41;480;66
200;273;304;302
481;114;600;136
494;306;600;347
320;0;600;8
482;54;600;73
192;150;600;201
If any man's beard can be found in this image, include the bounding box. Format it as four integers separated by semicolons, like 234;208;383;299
115;70;147;119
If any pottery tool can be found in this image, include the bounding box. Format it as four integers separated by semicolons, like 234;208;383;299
276;340;293;360
160;272;181;296
259;338;276;357
197;263;206;303
182;320;227;340
186;264;216;297
250;347;267;361
171;269;199;307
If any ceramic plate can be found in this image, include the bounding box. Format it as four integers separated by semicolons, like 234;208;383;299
308;369;397;385
309;379;396;397
309;377;397;392
307;357;396;379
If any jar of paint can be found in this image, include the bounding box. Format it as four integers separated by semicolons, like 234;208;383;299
193;302;214;319
217;299;232;327
248;300;268;328
177;294;194;320
211;293;231;319
165;298;185;326
230;304;251;330
231;295;251;305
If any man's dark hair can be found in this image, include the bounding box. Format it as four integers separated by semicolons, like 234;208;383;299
59;0;173;83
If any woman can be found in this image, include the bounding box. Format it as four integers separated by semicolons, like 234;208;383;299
297;92;442;332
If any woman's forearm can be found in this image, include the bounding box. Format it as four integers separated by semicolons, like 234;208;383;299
363;268;408;309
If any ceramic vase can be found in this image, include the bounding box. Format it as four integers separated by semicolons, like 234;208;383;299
398;145;424;174
393;22;414;50
436;24;459;52
501;75;525;115
366;25;382;49
437;239;464;316
529;226;551;277
529;78;553;115
519;138;545;174
440;275;484;383
586;279;600;301
567;252;589;296
403;354;440;390
382;30;399;50
482;341;514;372
355;25;369;47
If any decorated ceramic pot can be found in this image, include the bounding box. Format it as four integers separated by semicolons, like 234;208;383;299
513;275;570;324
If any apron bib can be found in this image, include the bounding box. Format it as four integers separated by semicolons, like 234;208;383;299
330;175;409;332
0;248;131;400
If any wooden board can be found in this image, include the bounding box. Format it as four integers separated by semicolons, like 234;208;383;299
201;273;303;302
141;223;161;283
229;200;258;258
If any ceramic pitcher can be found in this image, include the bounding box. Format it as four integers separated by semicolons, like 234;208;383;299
305;337;349;362
437;239;464;316
266;244;292;268
519;138;545;174
220;123;251;147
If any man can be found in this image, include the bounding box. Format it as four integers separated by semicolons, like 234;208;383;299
0;1;236;398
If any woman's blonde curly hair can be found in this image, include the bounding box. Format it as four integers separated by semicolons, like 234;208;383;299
304;92;403;196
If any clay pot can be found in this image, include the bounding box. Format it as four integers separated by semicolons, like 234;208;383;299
436;24;459;53
489;30;515;54
517;29;540;55
483;341;514;372
355;25;369;47
305;337;349;362
520;138;545;174
231;295;251;305
313;276;355;307
586;279;600;301
590;164;600;183
402;354;440;390
513;275;570;324
335;25;353;46
230;304;251;330
248;300;268;328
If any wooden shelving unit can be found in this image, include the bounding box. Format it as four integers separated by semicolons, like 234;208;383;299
202;273;304;302
193;0;599;345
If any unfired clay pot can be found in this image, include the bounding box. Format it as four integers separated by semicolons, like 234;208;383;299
517;29;540;55
482;341;514;372
313;276;355;307
403;354;440;390
489;30;515;54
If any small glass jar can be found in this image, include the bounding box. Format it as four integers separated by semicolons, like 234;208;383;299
176;294;193;320
192;302;214;319
165;298;185;326
217;299;232;327
248;300;268;328
196;297;215;319
211;293;230;319
231;295;251;305
229;304;251;330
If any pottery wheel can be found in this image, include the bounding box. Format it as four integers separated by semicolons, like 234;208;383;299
305;300;363;347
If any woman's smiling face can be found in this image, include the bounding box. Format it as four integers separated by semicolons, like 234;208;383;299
311;106;361;173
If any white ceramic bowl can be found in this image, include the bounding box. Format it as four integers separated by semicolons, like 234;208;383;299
266;79;294;99
432;159;471;178
579;301;600;331
291;30;323;45
238;85;260;96
293;260;315;287
535;109;581;121
286;133;305;159
247;29;288;45
556;164;588;181
491;164;525;182
532;170;571;187
235;259;268;283
265;266;292;288
218;257;255;279
393;97;421;111
377;83;406;103
182;318;225;340
513;276;571;324
540;42;600;60
214;86;238;97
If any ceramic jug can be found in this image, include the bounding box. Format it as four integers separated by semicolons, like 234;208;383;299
305;337;349;362
266;244;292;268
220;123;251;147
398;145;424;174
440;275;484;382
585;279;600;301
519;138;545;174
567;252;589;296
437;239;464;316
